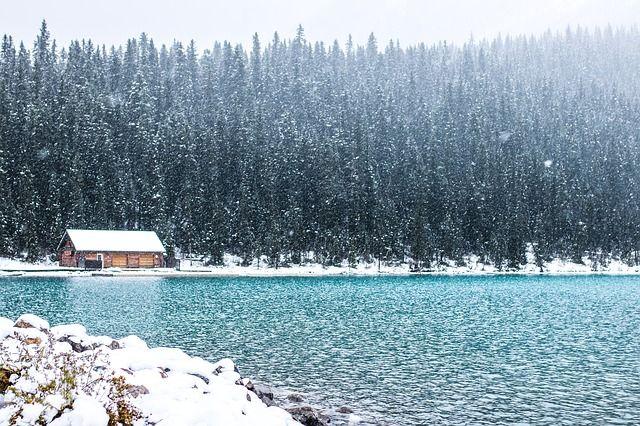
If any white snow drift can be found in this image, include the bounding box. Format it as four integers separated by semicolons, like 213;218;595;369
0;314;299;425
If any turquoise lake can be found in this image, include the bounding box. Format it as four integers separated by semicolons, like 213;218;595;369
1;275;639;425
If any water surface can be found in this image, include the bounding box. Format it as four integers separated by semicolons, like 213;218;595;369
1;275;639;424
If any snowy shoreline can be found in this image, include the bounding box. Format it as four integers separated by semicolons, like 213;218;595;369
0;314;313;425
2;255;640;278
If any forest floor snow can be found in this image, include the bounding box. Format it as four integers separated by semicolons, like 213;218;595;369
0;314;300;426
2;250;640;277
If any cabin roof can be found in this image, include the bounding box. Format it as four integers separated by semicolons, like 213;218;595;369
61;229;165;253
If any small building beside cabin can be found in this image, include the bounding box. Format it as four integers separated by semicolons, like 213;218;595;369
58;229;165;269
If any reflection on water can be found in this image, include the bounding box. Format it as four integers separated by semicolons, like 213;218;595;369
1;275;639;425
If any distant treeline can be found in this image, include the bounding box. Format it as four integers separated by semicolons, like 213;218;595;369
1;22;640;268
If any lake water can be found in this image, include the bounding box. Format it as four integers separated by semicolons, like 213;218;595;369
1;275;639;425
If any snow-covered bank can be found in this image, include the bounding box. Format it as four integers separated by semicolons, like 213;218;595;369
2;253;640;277
0;256;61;271
0;314;300;425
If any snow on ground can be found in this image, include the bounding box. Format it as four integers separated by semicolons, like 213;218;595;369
0;256;59;271
2;250;640;277
0;314;299;426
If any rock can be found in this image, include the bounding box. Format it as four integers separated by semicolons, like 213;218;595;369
53;341;73;354
237;378;275;404
188;372;210;385
253;383;275;407
253;384;273;400
57;336;91;353
212;358;237;375
14;314;50;331
0;317;14;330
90;335;120;350
57;335;120;352
128;384;149;398
50;324;87;339
336;406;353;414
23;336;42;345
286;406;330;426
13;328;47;347
237;378;255;391
259;394;275;407
287;393;304;403
117;335;149;350
52;395;109;426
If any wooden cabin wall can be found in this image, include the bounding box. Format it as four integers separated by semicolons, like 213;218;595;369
59;250;164;268
59;240;76;267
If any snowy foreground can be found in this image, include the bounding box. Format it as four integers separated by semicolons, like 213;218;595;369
2;251;640;277
0;314;300;426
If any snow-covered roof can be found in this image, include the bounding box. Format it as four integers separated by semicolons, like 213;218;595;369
63;229;165;253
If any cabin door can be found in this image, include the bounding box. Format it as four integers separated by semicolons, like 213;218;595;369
96;253;104;269
127;254;140;268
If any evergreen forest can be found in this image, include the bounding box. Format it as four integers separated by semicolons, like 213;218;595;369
1;22;640;268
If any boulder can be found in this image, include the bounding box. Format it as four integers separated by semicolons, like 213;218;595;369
91;335;121;350
23;336;42;345
127;384;149;398
286;406;330;426
253;383;275;407
13;328;47;347
50;324;87;339
236;378;255;391
0;317;14;330
188;372;210;385
14;314;50;331
50;396;109;426
212;358;238;375
336;406;353;414
57;335;120;353
287;393;304;403
57;336;88;352
117;335;149;350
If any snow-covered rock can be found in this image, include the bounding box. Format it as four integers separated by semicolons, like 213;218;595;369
0;317;14;340
0;317;13;330
117;335;149;350
50;396;109;426
50;323;87;338
0;314;300;426
14;313;50;330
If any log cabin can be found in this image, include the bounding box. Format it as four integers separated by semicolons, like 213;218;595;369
57;229;165;269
